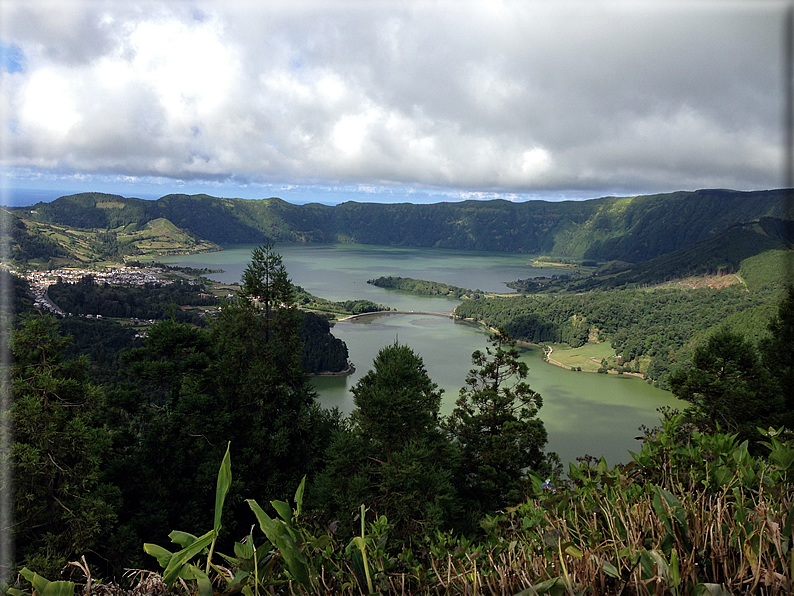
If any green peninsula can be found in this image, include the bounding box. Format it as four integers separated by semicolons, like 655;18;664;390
368;275;482;299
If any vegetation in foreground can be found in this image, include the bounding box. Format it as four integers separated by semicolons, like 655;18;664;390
5;244;794;595
7;415;793;595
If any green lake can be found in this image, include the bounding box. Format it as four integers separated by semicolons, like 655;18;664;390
160;243;683;467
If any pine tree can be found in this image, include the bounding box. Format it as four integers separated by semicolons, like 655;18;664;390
670;328;782;442
9;314;118;576
318;343;459;539
446;329;554;514
759;286;794;427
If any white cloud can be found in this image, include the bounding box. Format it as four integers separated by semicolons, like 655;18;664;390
0;0;787;197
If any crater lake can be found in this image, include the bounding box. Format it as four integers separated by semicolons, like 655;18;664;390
159;243;683;467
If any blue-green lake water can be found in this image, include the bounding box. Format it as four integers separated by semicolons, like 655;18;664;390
159;243;682;467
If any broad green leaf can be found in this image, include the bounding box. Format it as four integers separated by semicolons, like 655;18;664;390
143;543;175;569
271;500;292;524
564;544;583;559
670;549;680;587
234;540;255;560
638;550;655;580
163;530;216;586
601;560;620;579
647;549;669;577
40;583;75;596
248;499;312;589
187;564;213;596
712;465;733;488
272;524;312;588
597;456;608;475
214;442;232;534
19;571;75;596
247;499;277;543
770;446;794;471
169;530;199;548
227;570;249;588
294;476;306;516
19;569;49;595
516;576;567;596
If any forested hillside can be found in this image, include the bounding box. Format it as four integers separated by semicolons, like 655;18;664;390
16;188;787;263
509;217;794;293
8;244;794;595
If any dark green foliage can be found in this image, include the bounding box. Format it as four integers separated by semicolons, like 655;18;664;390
19;189;787;262
670;329;782;444
9;315;119;577
1;270;34;320
299;311;349;373
350;343;443;450
238;242;293;311
59;317;137;386
48;277;216;323
456;284;783;385
318;343;459;540
759;286;794;426
293;286;388;315
340;300;383;314
368;276;479;299
528;218;793;293
19;193;151;229
446;329;555;516
6;212;68;263
109;245;337;553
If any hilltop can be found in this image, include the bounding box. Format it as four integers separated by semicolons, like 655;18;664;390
11;189;789;266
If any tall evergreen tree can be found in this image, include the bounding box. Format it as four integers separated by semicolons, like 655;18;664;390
117;244;332;545
8;315;118;576
671;328;782;442
318;343;459;540
446;329;555;515
759;285;794;427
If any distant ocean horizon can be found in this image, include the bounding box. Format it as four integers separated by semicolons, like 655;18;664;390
1;188;79;207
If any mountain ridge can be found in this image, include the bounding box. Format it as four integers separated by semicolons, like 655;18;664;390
13;188;789;265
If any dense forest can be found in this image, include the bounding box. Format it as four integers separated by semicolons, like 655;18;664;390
6;243;794;594
48;276;217;324
13;188;787;263
455;282;783;388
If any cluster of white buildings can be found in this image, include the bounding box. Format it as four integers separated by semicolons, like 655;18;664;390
14;265;173;316
19;265;170;287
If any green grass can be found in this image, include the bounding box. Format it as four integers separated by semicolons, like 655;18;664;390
17;216;220;266
544;341;615;371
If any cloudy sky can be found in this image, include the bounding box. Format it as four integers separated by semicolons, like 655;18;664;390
0;0;787;205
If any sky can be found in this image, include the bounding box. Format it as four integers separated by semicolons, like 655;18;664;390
0;0;787;206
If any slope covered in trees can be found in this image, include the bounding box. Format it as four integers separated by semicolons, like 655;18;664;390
8;245;558;578
509;217;793;293
16;188;787;263
8;241;794;594
455;279;784;387
9;285;794;594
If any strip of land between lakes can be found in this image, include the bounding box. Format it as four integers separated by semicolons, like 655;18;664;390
339;310;453;320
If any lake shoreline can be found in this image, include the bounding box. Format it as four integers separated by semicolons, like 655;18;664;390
313;363;356;377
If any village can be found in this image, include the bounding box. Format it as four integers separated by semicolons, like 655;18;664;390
13;265;174;316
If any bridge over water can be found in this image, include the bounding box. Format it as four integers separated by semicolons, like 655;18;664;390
341;310;454;321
